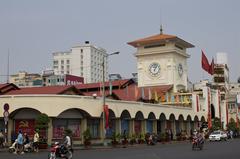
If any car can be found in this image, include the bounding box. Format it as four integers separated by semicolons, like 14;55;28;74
209;130;227;141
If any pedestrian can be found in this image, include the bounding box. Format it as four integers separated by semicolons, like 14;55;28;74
16;130;24;154
230;130;233;139
33;130;40;152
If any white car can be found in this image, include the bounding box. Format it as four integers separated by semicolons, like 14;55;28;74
209;130;227;141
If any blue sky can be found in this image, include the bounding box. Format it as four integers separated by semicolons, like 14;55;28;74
0;0;239;83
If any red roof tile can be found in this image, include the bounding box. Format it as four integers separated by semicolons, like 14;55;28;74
0;83;9;89
5;85;78;95
81;84;173;102
128;33;194;48
75;79;130;89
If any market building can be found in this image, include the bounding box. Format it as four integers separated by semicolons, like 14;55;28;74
0;31;233;146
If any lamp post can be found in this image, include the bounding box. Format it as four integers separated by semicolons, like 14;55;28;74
102;51;119;146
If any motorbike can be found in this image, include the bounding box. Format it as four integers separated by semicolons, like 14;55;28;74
48;142;73;159
192;137;204;150
9;139;34;153
8;139;17;153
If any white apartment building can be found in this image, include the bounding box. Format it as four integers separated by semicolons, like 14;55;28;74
52;41;108;83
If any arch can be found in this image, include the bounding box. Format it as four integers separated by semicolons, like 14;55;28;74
57;108;91;118
9;107;41;119
148;112;156;120
100;108;116;118
169;113;175;121
135;111;144;120
201;116;206;122
211;104;215;119
229;118;235;123
194;115;199;122
186;115;192;121
108;109;116;119
159;113;166;120
178;114;184;121
120;110;131;119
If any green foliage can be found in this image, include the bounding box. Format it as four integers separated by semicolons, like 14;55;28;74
35;113;50;130
111;132;121;144
227;118;239;131
211;117;221;131
83;128;92;141
160;133;167;141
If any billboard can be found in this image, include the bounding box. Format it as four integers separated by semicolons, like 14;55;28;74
65;75;84;85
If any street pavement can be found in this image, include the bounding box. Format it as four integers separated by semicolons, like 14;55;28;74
0;139;239;159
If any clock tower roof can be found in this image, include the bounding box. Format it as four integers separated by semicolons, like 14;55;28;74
128;33;194;48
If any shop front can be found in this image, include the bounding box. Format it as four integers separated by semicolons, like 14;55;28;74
52;109;84;141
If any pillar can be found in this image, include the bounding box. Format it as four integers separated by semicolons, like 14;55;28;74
81;118;87;144
142;120;147;134
153;120;157;134
47;118;53;145
7;119;13;146
129;119;134;136
115;118;121;134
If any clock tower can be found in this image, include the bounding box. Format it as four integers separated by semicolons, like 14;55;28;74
128;29;194;92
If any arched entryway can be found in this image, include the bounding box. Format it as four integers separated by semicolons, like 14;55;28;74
9;108;41;142
54;108;90;140
147;112;156;133
134;111;144;135
120;110;131;135
176;115;184;135
157;113;166;134
194;116;199;130
105;109;116;138
211;104;215;119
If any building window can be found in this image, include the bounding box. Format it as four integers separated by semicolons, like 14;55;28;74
175;44;184;50
53;60;58;65
144;43;165;49
61;60;64;65
67;60;70;64
81;49;83;53
52;119;81;139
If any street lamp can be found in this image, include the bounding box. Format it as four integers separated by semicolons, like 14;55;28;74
102;51;119;145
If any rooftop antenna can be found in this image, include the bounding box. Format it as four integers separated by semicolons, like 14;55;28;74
7;49;9;83
159;8;163;34
160;24;163;35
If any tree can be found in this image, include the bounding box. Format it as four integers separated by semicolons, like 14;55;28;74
211;117;221;131
227;118;239;131
35;113;50;130
83;128;92;148
35;113;50;147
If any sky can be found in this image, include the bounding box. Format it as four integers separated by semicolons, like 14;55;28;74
0;0;239;83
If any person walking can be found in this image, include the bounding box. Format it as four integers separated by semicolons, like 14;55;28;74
16;130;24;154
33;130;40;152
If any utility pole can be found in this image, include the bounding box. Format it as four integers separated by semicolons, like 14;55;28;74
102;51;119;146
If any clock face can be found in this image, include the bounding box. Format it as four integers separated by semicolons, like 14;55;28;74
178;63;183;77
149;63;161;76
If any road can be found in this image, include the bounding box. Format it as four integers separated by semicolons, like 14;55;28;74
0;139;239;159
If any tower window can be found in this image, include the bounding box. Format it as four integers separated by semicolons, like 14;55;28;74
144;43;165;49
175;44;183;50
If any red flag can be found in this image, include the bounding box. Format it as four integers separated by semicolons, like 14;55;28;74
201;50;210;73
209;58;214;75
103;105;109;129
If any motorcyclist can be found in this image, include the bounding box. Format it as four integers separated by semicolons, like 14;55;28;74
63;131;73;159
